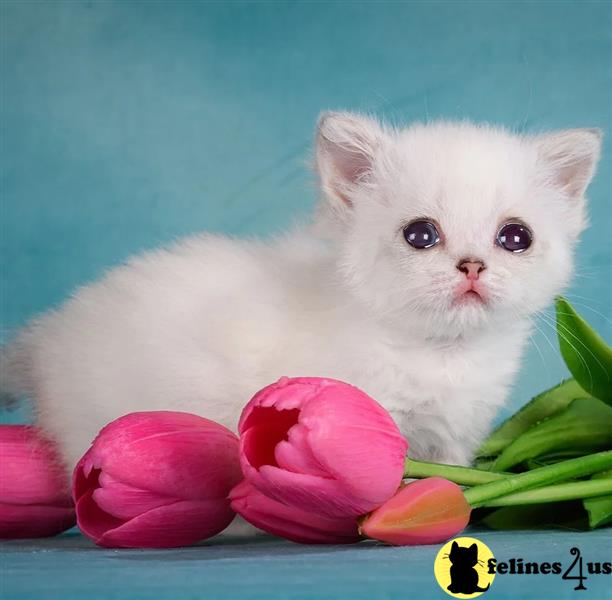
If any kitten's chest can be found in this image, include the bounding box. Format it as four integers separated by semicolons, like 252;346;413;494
342;335;514;412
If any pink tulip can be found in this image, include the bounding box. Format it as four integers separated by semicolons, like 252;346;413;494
0;425;75;539
238;376;408;519
230;480;360;544
73;411;242;548
360;477;471;545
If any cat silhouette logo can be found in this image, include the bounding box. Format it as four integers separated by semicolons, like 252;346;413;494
434;536;496;598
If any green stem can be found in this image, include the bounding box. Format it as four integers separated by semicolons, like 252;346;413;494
404;458;508;486
465;450;612;508
482;479;612;507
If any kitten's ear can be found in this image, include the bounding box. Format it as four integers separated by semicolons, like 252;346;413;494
469;543;478;553
536;129;602;199
451;541;459;551
316;111;388;210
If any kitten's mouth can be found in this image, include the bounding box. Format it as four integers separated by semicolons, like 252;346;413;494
453;285;487;306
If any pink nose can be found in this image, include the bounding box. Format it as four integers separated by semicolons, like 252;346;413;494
456;259;486;280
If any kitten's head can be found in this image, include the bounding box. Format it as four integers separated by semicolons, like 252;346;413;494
315;112;601;337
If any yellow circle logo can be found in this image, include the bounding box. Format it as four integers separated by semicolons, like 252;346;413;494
434;536;496;598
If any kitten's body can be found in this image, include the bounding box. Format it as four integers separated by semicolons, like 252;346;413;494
5;230;526;468
1;114;601;473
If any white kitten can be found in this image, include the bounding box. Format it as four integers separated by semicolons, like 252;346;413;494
0;113;601;474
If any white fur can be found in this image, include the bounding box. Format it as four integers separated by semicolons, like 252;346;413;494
1;114;601;475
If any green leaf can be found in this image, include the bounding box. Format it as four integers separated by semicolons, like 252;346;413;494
473;457;497;471
466;450;612;507
525;449;590;470
479;502;587;531
583;496;612;529
583;470;612;529
556;297;612;404
481;479;612;507
481;481;612;530
476;379;585;459
490;397;612;472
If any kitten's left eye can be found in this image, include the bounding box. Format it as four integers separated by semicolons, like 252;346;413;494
496;222;533;253
403;220;440;249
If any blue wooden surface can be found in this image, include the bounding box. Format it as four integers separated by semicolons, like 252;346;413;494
1;528;611;600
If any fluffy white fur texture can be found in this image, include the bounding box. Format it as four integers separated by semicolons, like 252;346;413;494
1;113;602;474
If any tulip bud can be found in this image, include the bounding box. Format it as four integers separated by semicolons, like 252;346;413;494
360;477;471;545
230;480;360;544
73;411;242;548
238;377;408;519
1;425;75;539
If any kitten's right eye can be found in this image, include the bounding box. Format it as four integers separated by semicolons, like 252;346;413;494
403;220;440;249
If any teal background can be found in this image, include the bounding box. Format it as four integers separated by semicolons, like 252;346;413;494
1;0;611;419
1;2;611;599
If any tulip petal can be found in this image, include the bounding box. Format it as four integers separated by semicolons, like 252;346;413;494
72;413;242;548
239;377;326;431
0;502;75;539
75;485;125;543
0;425;71;506
76;480;234;549
247;463;373;518
93;472;176;520
0;425;74;539
79;412;242;500
240;409;299;469
238;377;408;518
96;499;235;548
274;423;329;477
230;480;359;544
360;477;471;546
302;385;408;508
